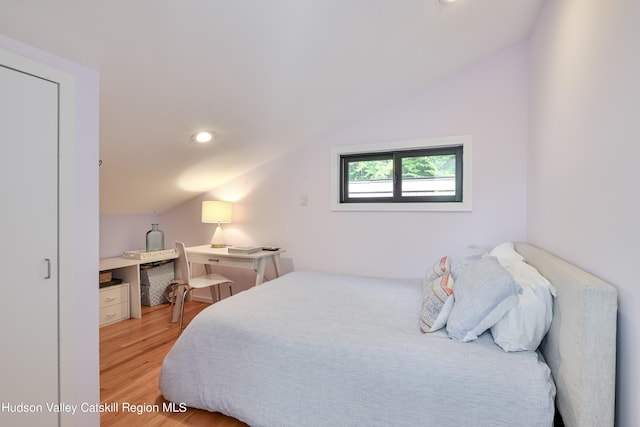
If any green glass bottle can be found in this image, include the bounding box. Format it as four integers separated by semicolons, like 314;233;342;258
146;223;164;252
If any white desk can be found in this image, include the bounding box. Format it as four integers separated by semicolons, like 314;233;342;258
186;245;284;286
99;252;177;319
99;246;284;318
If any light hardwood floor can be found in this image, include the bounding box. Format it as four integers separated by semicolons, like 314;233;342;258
100;301;249;426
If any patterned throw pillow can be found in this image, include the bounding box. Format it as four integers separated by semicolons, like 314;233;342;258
420;273;455;333
424;256;451;284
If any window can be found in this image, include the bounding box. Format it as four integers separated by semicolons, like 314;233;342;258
341;146;462;203
330;136;472;211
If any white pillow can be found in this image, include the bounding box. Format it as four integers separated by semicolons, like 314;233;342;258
420;274;455;333
489;242;525;267
490;259;556;352
446;256;522;342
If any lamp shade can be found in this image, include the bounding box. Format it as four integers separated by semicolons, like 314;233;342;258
202;201;232;224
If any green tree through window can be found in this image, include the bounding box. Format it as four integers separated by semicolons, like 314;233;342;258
348;159;392;181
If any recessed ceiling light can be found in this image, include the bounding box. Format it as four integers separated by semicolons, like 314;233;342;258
439;0;457;4
192;131;215;143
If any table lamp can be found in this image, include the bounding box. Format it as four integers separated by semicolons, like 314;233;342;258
202;201;232;248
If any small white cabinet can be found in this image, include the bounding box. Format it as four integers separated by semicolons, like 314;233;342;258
99;283;130;327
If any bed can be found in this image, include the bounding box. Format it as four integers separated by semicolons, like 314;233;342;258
159;243;617;427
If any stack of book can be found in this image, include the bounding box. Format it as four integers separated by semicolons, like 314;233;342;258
228;246;262;254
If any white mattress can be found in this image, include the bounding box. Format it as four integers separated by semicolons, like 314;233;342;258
160;270;555;426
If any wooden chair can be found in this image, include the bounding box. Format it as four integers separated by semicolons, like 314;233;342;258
168;241;233;334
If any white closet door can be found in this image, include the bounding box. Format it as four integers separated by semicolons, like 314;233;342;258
0;63;59;424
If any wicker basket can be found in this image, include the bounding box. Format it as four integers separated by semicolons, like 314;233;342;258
140;262;175;306
99;271;112;284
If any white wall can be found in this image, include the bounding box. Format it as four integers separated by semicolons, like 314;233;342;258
160;42;529;291
100;214;161;258
94;3;640;422
529;1;639;425
0;34;100;426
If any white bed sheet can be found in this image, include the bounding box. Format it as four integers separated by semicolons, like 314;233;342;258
160;270;555;426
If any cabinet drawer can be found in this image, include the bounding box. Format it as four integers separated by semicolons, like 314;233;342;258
188;252;256;270
100;283;129;307
99;302;130;327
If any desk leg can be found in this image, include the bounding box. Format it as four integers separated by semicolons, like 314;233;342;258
255;259;267;285
121;264;142;319
130;282;142;319
272;253;282;278
255;254;282;285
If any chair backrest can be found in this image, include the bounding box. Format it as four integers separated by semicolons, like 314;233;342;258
174;241;191;284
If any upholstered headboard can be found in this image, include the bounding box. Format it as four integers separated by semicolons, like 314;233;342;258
515;242;617;427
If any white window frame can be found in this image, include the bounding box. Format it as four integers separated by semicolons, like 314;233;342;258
330;135;472;212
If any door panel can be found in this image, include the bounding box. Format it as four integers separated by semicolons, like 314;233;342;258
0;64;59;425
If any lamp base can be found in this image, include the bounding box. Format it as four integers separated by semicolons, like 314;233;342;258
210;223;227;248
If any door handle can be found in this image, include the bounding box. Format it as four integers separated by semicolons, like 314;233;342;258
44;258;51;279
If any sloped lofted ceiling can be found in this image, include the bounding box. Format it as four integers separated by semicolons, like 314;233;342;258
0;0;544;214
